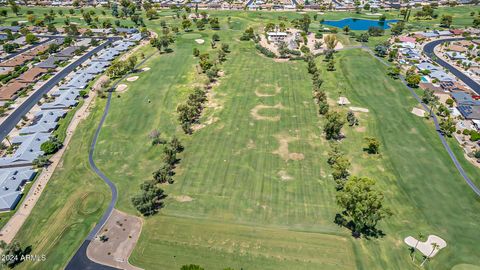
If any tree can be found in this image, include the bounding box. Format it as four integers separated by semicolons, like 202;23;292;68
343;25;350;34
405;73;421;87
364;137;380;154
25;33;38;45
181;265;205;270
420;242;440;266
390;21;405;36
146;8;157;20
387;66;400;79
318;101;329;115
193;48;200;57
40;137;62;155
182;19;192;31
0;241;31;268
131;181;166;216
153;164;174;184
332;156;350;183
327;59;335;71
111;3;119;17
324;111;345;140
347;111;358;126
8;0;20;15
439;117;455;137
3;43;18;53
440;15;453;28
324;34;338;51
169;136;184;153
336;176;391;237
474;17;480;28
411;232;425;262
356;33;369;42
212;33;220;41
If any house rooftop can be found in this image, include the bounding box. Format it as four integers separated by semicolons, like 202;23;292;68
0;133;50;168
0;81;28;101
0;167;36;211
17;67;47;83
19;109;66;135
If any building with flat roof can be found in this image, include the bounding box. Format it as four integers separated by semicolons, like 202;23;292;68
0;167;36;211
41;89;80;110
0;133;50;168
19;110;66;135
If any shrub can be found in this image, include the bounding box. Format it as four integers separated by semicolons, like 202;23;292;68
255;44;276;58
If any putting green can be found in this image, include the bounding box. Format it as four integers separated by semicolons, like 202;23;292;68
182;33;203;39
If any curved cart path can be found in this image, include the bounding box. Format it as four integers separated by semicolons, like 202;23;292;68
66;51;156;270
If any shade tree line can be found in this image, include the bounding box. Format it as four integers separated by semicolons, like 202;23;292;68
131;136;184;216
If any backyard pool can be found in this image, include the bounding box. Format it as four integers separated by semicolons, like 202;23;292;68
322;18;399;31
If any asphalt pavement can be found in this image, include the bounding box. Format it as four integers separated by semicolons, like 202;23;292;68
0;37;119;142
423;38;480;93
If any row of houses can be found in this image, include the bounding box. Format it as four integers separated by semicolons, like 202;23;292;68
0;35;138;212
0;38;92;101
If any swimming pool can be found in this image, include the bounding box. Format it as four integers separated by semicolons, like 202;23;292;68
421;76;429;83
321;18;399;31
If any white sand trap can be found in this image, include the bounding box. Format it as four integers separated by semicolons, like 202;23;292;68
338;97;351;105
349;107;369;113
116;84;128;92
404;235;447;258
141;67;151;71
126;76;138;82
195;39;205;44
411;107;426;117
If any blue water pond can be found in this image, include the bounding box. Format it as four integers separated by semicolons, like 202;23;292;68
322;18;399;31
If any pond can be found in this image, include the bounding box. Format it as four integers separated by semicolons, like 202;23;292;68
321;18;399;31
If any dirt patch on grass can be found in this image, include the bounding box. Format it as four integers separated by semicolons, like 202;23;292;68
250;103;285;121
192;116;219;131
273;58;289;62
175;195;193;202
116;84;128;92
87;209;142;270
278;170;294;181
355;126;366;132
126;76;139;82
255;85;281;97
247;139;256;149
272;134;305;161
206;91;222;110
349;107;369;113
411;107;426;117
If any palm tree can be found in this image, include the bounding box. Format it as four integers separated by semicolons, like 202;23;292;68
420;242;440;267
4;135;11;147
343;25;350;34
412;233;425;262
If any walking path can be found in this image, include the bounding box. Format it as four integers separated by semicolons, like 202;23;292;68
360;45;480;197
66;50;157;270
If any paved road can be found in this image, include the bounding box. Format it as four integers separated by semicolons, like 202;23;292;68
0;37;53;61
0;37;119;142
363;46;480;197
423;38;480;93
66;52;156;270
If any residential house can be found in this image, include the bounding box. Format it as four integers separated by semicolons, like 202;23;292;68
19;110;66;135
0;132;50;168
0;82;28;101
0;168;36;211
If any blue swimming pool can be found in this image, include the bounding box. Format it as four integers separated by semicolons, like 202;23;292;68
322;18;399;31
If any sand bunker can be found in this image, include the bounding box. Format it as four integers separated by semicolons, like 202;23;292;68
338;97;351;105
141;67;150;71
411;107;426;117
250;103;285;121
255;85;281;97
272;134;305;161
175;195;193;202
126;76;138;82
195;39;205;44
116;84;128;92
278;170;293;181
349;107;369;113
404;235;447;258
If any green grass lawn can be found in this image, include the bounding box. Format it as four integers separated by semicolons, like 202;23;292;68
5;7;480;270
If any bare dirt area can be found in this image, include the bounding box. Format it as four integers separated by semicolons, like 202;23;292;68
174;195;193;202
87;209;143;270
278;170;294;181
349;107;369;113
411;107;426;117
272;134;305;161
255;85;281;97
192;116;219;131
250;103;285;121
